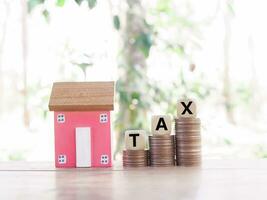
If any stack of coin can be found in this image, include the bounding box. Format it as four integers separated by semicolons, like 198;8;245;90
175;117;201;166
173;136;177;165
149;135;175;166
123;150;149;167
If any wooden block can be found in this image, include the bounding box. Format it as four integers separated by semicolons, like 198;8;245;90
49;82;114;111
125;130;146;150
177;99;197;118
151;115;172;135
75;127;91;167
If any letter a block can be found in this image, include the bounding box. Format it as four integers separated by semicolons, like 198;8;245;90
177;99;197;118
125;130;146;150
151;115;172;135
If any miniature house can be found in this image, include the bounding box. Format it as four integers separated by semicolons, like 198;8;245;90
48;82;114;168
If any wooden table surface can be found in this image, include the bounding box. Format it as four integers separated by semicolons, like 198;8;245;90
1;160;267;200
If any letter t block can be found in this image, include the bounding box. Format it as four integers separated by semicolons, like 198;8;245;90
125;130;146;150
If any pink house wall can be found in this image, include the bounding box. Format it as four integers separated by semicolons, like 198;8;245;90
54;111;112;168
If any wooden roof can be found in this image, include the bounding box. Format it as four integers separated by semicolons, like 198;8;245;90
48;82;114;111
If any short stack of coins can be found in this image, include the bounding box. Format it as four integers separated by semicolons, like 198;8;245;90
149;115;175;167
175;99;201;166
123;150;149;167
149;134;175;166
123;130;149;167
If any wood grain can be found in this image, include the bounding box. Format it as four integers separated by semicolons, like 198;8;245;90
49;82;114;111
1;160;267;200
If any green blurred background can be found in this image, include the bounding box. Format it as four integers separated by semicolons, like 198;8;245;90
0;0;267;161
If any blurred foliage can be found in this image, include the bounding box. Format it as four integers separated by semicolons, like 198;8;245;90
74;0;97;9
14;0;266;161
255;145;267;158
27;0;213;159
8;152;26;161
56;0;65;7
235;84;253;105
42;9;50;22
71;53;94;80
113;0;157;157
134;32;152;58
223;138;232;146
0;149;27;161
27;0;45;12
113;15;120;30
28;0;97;10
112;0;212;158
27;81;51;121
0;0;256;162
28;0;97;22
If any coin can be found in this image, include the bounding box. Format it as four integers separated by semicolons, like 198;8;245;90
123;149;149;167
149;135;175;167
175;118;201;166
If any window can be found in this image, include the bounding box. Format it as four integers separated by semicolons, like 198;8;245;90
57;114;65;123
101;154;109;164
58;154;67;164
99;113;108;123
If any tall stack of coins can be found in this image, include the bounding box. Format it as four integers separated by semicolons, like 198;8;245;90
175;99;201;166
123;150;149;167
149;135;175;166
175;118;201;166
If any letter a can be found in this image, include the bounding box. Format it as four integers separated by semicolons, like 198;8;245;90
156;117;168;131
151;115;172;135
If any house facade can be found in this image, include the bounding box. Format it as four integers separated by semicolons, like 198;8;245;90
49;82;114;168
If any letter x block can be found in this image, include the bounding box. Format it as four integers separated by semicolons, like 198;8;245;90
151;115;172;135
177;99;197;118
125;130;146;150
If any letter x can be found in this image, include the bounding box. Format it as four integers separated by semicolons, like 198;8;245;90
181;101;193;115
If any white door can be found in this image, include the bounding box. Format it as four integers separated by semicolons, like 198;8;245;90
75;127;91;167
